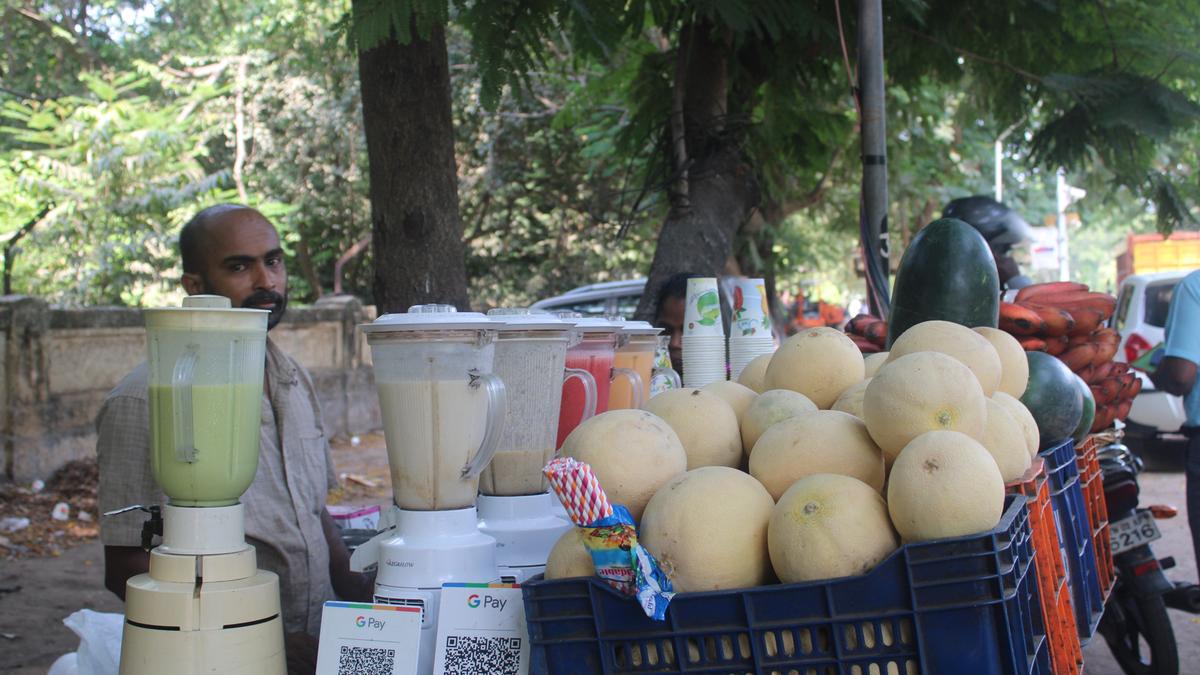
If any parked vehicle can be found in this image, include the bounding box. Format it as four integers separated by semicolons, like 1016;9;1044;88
1117;233;1200;284
1098;440;1200;675
530;279;646;317
1111;271;1190;452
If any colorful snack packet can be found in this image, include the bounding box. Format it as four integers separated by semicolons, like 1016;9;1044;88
544;457;675;620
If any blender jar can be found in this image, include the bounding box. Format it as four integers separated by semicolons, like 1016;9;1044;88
143;295;268;507
610;320;659;410
479;309;596;496
553;315;639;448
362;305;507;511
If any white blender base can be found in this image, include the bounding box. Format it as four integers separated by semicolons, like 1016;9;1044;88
477;492;572;583
120;544;284;675
353;507;501;675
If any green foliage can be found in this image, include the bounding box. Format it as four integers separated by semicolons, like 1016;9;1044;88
1;65;239;304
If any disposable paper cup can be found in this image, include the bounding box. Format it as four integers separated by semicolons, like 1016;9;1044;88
683;277;725;337
730;278;771;338
683;369;726;388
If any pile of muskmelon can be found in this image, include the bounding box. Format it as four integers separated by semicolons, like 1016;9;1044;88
545;322;1043;593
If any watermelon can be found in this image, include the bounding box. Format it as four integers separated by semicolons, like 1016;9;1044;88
887;218;1000;347
1072;375;1096;444
1020;352;1084;450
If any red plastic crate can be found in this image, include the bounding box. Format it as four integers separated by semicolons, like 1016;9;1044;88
1007;458;1083;674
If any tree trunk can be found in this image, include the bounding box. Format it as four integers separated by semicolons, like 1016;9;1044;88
634;23;759;321
356;18;469;313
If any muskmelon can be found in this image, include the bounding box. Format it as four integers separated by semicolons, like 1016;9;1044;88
864;352;889;378
887;430;1005;542
766;327;865;408
644;388;742;469
749;410;885;498
831;378;872;419
737;353;773;393
862;352;988;462
560;409;688;520
973;327;1030;398
702;380;759;420
740;389;819;455
639;466;775;592
768;474;899;583
981;398;1032;482
992;391;1039;457
887;320;1003;396
544;529;594;579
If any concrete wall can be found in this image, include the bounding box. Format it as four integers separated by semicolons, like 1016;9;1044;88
0;295;380;483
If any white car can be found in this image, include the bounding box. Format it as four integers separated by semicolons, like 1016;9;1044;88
530;278;647;317
1112;271;1190;444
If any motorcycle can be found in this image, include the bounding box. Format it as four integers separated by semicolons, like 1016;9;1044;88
1097;440;1200;675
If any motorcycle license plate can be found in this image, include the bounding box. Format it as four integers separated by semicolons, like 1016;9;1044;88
1110;510;1162;555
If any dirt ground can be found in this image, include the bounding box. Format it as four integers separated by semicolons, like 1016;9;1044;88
2;435;1198;673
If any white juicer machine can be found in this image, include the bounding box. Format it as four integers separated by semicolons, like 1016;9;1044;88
350;305;508;674
112;295;284;675
476;309;596;582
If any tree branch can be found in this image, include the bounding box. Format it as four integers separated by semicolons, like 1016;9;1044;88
233;57;249;201
1093;0;1120;70
898;26;1045;84
334;235;372;296
4;205;53;295
668;23;691;211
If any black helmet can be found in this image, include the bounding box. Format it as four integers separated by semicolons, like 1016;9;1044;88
943;196;1034;253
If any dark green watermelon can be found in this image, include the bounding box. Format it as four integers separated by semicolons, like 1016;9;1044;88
1072;375;1096;444
1021;352;1084;450
887;218;1000;347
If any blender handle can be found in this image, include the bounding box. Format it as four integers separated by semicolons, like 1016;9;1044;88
463;369;507;479
612;367;645;409
172;344;199;462
563;367;598;422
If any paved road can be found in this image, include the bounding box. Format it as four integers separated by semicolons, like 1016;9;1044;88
1083;467;1200;674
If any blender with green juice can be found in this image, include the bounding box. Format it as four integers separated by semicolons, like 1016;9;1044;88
114;295;284;675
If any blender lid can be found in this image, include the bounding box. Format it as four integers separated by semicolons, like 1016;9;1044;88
620;320;662;336
485;307;569;331
143;295;268;332
554;312;620;333
362;303;495;333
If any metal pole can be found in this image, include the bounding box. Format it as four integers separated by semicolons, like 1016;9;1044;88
858;0;890;318
994;140;1003;202
1056;168;1070;281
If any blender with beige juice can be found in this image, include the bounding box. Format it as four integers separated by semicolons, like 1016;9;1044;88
476;309;597;582
350;305;507;675
111;295;283;675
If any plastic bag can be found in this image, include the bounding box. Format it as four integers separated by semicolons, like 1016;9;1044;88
60;609;124;675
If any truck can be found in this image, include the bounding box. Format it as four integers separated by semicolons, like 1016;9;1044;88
1116;232;1200;283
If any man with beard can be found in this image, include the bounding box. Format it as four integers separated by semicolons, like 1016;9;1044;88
96;205;370;673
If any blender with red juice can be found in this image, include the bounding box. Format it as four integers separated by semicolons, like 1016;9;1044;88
554;315;634;448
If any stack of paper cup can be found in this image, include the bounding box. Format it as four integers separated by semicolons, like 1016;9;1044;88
728;277;777;380
682;277;727;387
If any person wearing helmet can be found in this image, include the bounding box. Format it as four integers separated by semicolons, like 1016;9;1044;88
943;196;1035;290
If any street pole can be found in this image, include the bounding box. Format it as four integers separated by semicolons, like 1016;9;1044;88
858;0;890;318
1056;168;1071;282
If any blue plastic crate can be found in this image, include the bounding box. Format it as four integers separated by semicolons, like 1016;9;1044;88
523;495;1049;675
1040;439;1104;644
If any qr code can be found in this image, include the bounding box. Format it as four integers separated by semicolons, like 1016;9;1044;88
337;645;395;675
443;635;522;675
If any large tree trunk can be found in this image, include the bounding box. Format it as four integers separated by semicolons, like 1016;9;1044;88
634;23;759;321
357;18;469;313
